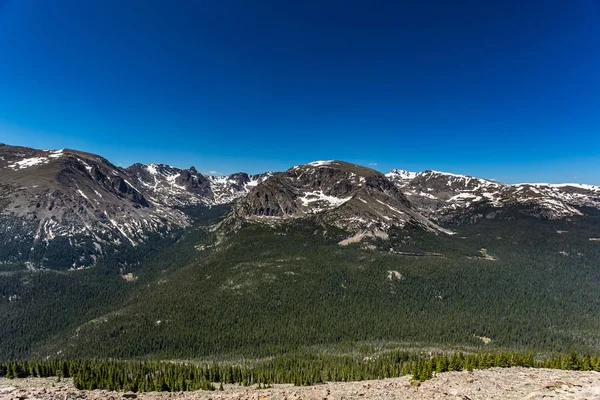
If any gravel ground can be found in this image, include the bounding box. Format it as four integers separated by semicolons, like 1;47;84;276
1;367;600;400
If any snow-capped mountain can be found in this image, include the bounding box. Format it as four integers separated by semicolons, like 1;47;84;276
386;169;600;223
2;142;599;268
0;144;191;268
0;144;272;268
234;160;453;237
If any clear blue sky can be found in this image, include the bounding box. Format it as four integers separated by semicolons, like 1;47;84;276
0;0;599;183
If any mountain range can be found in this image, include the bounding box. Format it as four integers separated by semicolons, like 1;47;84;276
1;143;599;269
2;143;600;361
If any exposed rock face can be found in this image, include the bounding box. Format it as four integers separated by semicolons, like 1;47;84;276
126;163;273;207
386;169;600;223
207;172;273;205
235;161;453;235
126;163;213;207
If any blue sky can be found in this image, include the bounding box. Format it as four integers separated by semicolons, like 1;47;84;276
0;0;599;183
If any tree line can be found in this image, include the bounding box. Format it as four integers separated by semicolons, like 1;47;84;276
2;351;600;392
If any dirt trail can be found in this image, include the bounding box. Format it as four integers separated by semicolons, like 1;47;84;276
1;367;600;399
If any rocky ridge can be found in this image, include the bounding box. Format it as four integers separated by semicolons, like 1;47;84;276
387;169;600;223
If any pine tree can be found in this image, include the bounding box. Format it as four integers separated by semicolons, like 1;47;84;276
5;363;14;380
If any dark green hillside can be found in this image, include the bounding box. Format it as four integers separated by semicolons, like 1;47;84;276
2;212;598;361
0;205;228;360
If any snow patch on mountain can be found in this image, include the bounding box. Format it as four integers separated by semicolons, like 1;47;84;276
298;190;353;211
6;149;65;170
146;164;159;175
307;160;336;167
8;156;49;169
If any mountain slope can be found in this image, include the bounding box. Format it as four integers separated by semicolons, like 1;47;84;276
0;144;189;269
387;169;600;223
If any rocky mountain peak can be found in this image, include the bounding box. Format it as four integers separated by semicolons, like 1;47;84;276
234;160;451;237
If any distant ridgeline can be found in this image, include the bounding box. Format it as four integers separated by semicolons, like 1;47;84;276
1;351;600;392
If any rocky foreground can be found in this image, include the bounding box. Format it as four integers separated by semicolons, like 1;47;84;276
1;368;600;400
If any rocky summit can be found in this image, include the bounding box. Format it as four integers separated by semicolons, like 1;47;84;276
234;160;453;237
